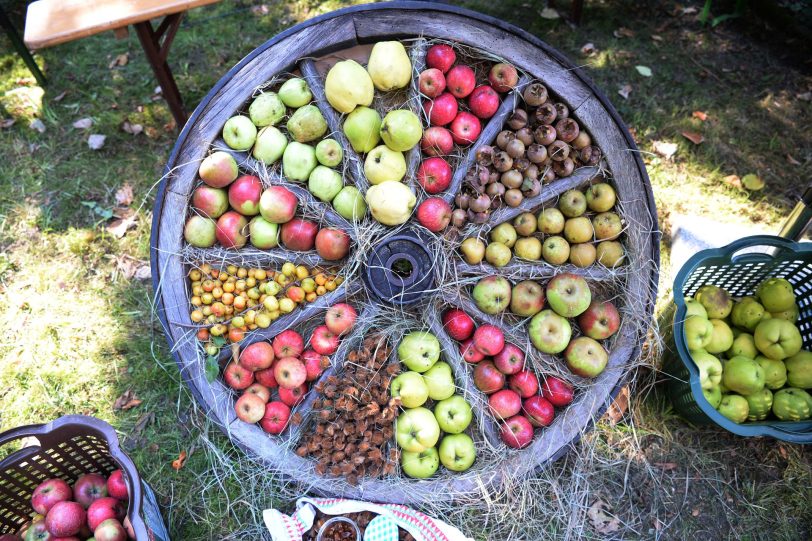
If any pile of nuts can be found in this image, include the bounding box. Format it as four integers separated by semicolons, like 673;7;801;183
297;335;400;485
451;80;603;227
304;511;416;541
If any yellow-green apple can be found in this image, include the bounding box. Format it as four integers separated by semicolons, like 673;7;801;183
223;115;257;150
515;237;542;260
442;309;475;341
508;370;539;398
419;68;446;98
343;106;381;153
500;415;534;449
756;277;796;312
260;401;290;434
286;104;327;143
95;517;128;541
717;394;749;423
754;318;802;360
400;447;439;479
308;165;343;202
510;280;545;317
565;336;608;378
278;77;311;108
396;407;440;452
417;157;452;194
364;145;408;183
684;297;708;319
280;218;318;251
701;385;722;409
439;433;476;472
523;395;554;427
249;216;279;249
434;395;472;434
578;300;621;340
422;361;456;401
473;360;505;394
46;500;85;537
541;376;574;406
488;389;522;420
585;183;616;212
416;197;452;232
744;388;773;421
315;138;343;167
249;92;285;127
421;126;454;156
273;330;304;358
490;222;517;248
332;186;367;221
367;41;411;91
563;217;593;244
513;212;537;236
558;189;587;218
446;65;476;98
706;319;734;354
460;237;486;264
592;212;622;241
726;333;757;359
771;388;812;421
31;479;72;515
246;383;271;403
596;241;624;267
546;273;591;317
569;243;597;267
472;276;512;314
542;236;570;265
683;315;714;351
228;175;262;215
311;325;339;355
215;211;248;249
785;350;812;388
426;43;456;73
423;92;458;126
224;362;254;390
460;338;485;363
273;356;306;389
695;285;733;319
239;341;274;372
723;356;765;395
538;207;565;234
192;186;228;218
235;392;266;424
199;151;238;188
691;350;723;390
450;112;481;145
184;215;216;247
365;181;415;225
315;227;349;260
259;185;297;224
390;371;430;408
325;303;357;335
494;343;524;375
770;305;799;322
485;242;512;267
468;85;500;118
529;310;572;354
473;324;505;356
253;126;288;164
731;297;765;331
282;141;317;182
488;63;518;93
756;355;787;390
324;59;373;113
106;470;128;502
398;331;440;373
380;110;423;151
86;497;124;531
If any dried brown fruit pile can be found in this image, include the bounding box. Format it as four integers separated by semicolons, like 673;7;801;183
304;511;416;541
297;335;400;485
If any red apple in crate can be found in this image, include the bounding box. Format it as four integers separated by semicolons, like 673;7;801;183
442;309;475;341
273;356;307;389
94;518;127;541
21;520;49;541
460;338;485;363
578;300;621;340
215;211;248;249
86;497;124;531
421;127;455;157
32;479;73;515
235;392;266;423
259;185;298;224
450;112;481;145
302;349;329;381
106;470;128;501
255;366;278;388
278;383;307;407
446;65;476;98
223;362;254;390
199;151;238;188
468;85;500;119
416;198;452;233
418;68;446;98
500;415;534;449
541;376;574;407
239;341;274;372
489;389;522;420
191;185;228;218
493;343;524;375
260;401;291;434
281;218;319;251
488;63;519;93
246;383;271;403
311;325;339;355
473;324;505;356
272;330;304;358
417;157;452;194
473;360;506;394
73;473;107;508
315;228;350;260
423;93;458;127
45;501;85;537
228;175;262;216
523;395;555;427
509;370;539;398
426;43;456;73
325;303;357;335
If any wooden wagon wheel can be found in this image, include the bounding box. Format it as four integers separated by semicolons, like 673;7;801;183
151;2;659;503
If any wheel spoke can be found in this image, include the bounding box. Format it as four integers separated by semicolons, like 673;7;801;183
181;245;334;268
406;38;427;187
455;260;622;282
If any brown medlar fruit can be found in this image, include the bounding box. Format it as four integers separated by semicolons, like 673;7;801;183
451;209;467;228
534;124;557;146
572;131;591;150
504;189;524;207
534;102;557;125
493;151;513;172
547;140;570;162
470;194;492;213
523;82;548;106
506;139;526;159
527;143;548;164
500;169;523;189
455;193;470;210
525;163;539;180
486;182;506;197
476;145;495;166
496;130;515;150
552;157;575;177
515;127;534;146
554;102;569;119
555;118;580;143
580;145;602;166
507;109;528;130
522;178;542;197
513;157;531;173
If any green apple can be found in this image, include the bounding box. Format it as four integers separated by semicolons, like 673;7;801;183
490;223;517;248
460;237;486;265
332;186;367;221
683;315;714;351
278;77;312;108
364;145;406;184
770;305;799;322
772;388;812;421
367;41;412;91
717;394;749;423
343;106;382;153
324;60;374;113
401;447;439;479
308;166;343;203
286;104;327;143
380;110;422;151
184;216;216;247
706;319;734;354
756;277;795;313
528;309;572;354
390;371;430;408
223;115;257;150
744;388;773;421
726;333;757;359
695;285;733;319
472;276;511;314
422;362;456;401
311;140;340;168
785;350;812;389
756;355;787;390
691;350;723;390
753;318;802;360
537;207;565;234
730;297;765;331
252;126;288;164
434;395;472;434
722;356;765;395
282;142;317;182
398;331;440;373
438;433;476;472
702;386;722;409
395;407;441;452
249;92;285;127
248;216;279;249
684;298;708;319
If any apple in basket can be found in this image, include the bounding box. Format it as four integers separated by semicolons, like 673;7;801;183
325;303;357;336
31;478;73;515
260;401;291;434
273;330;305;358
73;473;108;508
442;308;475;341
106;470;129;501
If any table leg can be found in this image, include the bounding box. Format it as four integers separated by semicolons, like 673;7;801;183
0;6;46;87
134;14;187;128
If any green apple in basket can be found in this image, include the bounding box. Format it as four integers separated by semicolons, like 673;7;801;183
770;305;799;323
771;388;812;421
434;395;473;434
731;297;765;331
785;350;812;389
702;386;723;409
744;388;773;422
398;332;441;373
286;105;327;143
753;318;802;360
439;433;476;472
390;371;429;409
722;356;765;395
756;355;787;390
422;361;456;401
705;319;734;354
695;285;733;319
684;298;708;319
278;77;312;108
683;315;714;351
282;142;317;182
308;166;343;203
756;277;796;313
716;394;749;424
691;350;723;391
332;186;367;221
248;92;286;127
396;407;441;452
401;447;440;479
726;333;757;359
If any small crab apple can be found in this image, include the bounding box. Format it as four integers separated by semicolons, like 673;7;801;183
260;401;291;434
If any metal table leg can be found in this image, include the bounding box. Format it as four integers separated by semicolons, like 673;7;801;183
0;6;46;86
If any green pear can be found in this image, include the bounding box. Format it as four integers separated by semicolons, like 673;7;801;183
756;277;796;312
343;106;382;153
364;145;406;185
249;92;286;127
683;315;713;351
278;77;312;108
332;186;367;221
702;386;722;409
252;126;288;164
282;142;317;182
770;305;799;322
380;110;423;151
367;41;412;91
684;298;708;319
286;105;327;143
325;59;374;113
691;350;723;390
717;394;749;423
756;355;787;390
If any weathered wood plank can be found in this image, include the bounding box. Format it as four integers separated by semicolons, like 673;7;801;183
406;38;427;189
181;245;332;268
455;260;621;282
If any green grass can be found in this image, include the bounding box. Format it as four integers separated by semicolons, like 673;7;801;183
1;0;811;538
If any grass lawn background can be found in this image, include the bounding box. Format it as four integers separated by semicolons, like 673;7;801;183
0;0;810;538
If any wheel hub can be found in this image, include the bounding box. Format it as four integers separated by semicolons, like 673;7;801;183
363;229;435;305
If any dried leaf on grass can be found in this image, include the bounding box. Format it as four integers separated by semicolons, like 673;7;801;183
786;154;801;166
603;386;629;424
655;462;678;471
114;389;142;410
681;130;704;144
115;184;134;206
52;91;67;102
652;141;678;159
250;4;269;16
116;254;150;280
109;53;129;69
651;34;664;42
588;500;620;534
581;42;597;56
106;216;137;238
723;174;742;188
72;118;93;129
692;110;708;121
172;450;187;470
614;27;635;38
88;134;106;150
0;119;14;129
121;120;143;135
618;84;632;100
539;7;559;19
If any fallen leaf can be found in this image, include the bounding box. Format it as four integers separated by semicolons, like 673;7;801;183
114;389;142;410
109;53;129;69
134;265;151;281
653;141;678;159
73;118;93;129
742;173;764;191
681;6;698;15
133;411;154;435
651;34;664;42
0;119;14;129
88;134;106;150
635;65;653;77
778;445;788;459
163;118;177;132
655;462;678;471
588;500;620;534
539;7;560;19
618;84;632;100
692;110;708;121
106;216;137;238
29;119;46;133
250;4;269;15
614;27;635;38
723;174;742;188
691;508;700;517
786;154;801;166
52;91;67;102
681;131;704;144
604;386;629;424
581;42;597;56
115;184;134;206
121;120;143;135
144;126;160;139
172;450;188;470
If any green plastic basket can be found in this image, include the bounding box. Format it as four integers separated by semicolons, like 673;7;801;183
666;235;812;443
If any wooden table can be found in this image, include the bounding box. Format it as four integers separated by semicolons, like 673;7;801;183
24;0;219;127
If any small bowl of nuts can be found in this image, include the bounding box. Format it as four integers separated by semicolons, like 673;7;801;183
316;516;361;541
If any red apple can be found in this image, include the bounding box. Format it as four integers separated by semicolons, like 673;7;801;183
473;324;505;356
223;362;254;390
191;185;228;218
423;93;458;127
500;415;534;449
325;303;357;335
255;366;278;388
106;470;128;502
488;389;522;420
311;325;339;355
468;85;500;119
488;63;519;93
418;68;446;98
215;210;248;249
302;349;329;381
199;151;238;188
493;343;524;375
123;516;136;540
273;356;307;389
417;157;452;194
235;392;266;423
73;473;107;508
577;300;621;340
278;383;307;407
541;376;574;407
245;383;271;402
94;518;127;541
443;309;475;341
86;497;124;531
228;175;262;216
450;112;481;145
523;395;554;427
45;501;85;537
509;370;539;398
272;330;304;358
460;338;485;363
260;401;291;434
31;479;73;515
259;185;298;224
421;127;454;157
315;228;350;261
239;341;274;372
426;44;456;73
446;65;476;98
280;218;319;251
416;198;452;232
473;360;505;394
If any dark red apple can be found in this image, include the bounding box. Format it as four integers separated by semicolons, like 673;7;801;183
577;300;621;340
421;127;455;156
311;325;339;355
260;401;290;434
473;324;505;356
473;360;506;394
488;63;519;93
443;309;475;341
278;383;307;407
450;112;482;145
423;93;458;127
446;65;476;98
73;473;107;508
255;366;278;388
215;211;248;249
45;501;85;537
500;415;534;449
106;470;128;502
31;479;73;515
223;362;254;390
86;497;124;531
460;337;485;363
493;343;524;375
239;341;274;372
523;395;554;427
417;157;452;194
541;376;574;407
191;185;228;218
314;228;350;260
468;85;500;119
228;175;262;216
272;330;304;358
416;197;452;233
418;68;446;98
426;44;456;73
509;370;539;398
280;218;319;251
488;389;522;420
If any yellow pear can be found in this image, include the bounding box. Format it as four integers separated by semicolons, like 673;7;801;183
366;181;416;226
366;41;412;91
325;60;374;114
364;145;406;185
